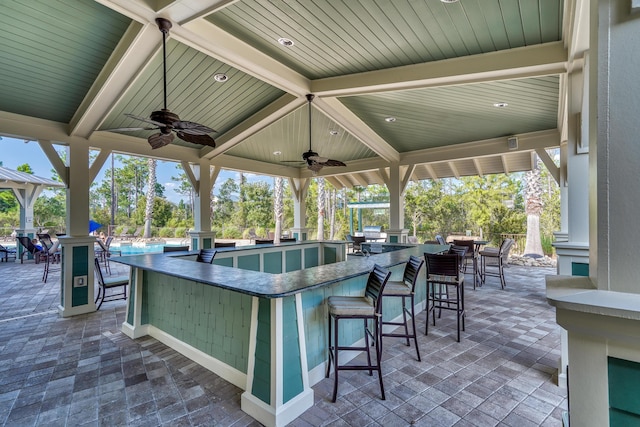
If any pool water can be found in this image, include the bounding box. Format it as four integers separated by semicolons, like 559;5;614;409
113;244;174;255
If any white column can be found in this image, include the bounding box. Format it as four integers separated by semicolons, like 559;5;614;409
59;143;96;317
382;163;410;243
190;160;216;250
289;178;310;241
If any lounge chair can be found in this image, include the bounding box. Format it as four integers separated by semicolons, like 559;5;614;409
0;243;16;262
96;236;121;275
16;236;45;264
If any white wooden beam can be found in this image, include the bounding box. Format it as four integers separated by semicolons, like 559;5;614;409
473;158;484;177
181;161;199;192
89;149;112;184
536;148;560;185
312;42;567;97
37;140;68;186
401;164;416;193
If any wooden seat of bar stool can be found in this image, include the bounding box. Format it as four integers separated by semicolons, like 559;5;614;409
326;264;391;402
381;255;424;361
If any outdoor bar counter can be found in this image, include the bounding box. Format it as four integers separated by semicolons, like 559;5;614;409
114;241;448;426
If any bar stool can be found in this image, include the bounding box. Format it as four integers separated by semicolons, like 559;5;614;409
424;253;465;342
381;255;424;361
326;264;391;402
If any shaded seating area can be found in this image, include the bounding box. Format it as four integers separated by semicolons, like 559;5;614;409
93;257;128;310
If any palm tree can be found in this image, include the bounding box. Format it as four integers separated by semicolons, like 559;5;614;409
143;158;156;238
523;157;544;257
317;177;325;240
273;177;283;243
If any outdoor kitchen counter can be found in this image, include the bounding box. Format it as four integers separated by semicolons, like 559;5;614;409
113;241;449;427
112;242;449;298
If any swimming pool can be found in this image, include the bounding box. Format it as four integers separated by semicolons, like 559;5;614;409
112;243;182;255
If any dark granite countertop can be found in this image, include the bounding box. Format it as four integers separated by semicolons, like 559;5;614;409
112;243;449;298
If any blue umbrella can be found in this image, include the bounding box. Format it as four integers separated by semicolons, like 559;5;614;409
89;220;102;233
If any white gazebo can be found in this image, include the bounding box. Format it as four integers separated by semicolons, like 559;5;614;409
0;166;65;249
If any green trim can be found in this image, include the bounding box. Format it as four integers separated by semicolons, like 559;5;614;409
203;238;212;249
71;246;89;307
304;247;318;269
323;246;337;264
238;254;260;271
126;270;136;325
283;296;303;402
192;238;198;251
285;249;301;272
60;246;65;307
252;298;271;404
609;356;640;417
389;235;398;243
264;252;282;274
572;262;589;276
213;257;233;267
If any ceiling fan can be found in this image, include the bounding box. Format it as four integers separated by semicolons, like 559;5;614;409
104;18;216;150
286;94;346;174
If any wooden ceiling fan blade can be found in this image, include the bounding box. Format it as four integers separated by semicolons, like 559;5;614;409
176;131;216;147
321;159;347;167
173;121;216;134
148;132;174;149
101;126;159;132
308;155;329;163
125;113;167;127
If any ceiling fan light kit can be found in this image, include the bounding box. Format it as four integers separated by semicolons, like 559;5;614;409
104;18;216;150
299;94;346;174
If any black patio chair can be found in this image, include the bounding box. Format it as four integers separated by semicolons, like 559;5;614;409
196;248;217;264
163;245;190;253
94;257;128;309
37;233;61;283
16;236;45;264
0;243;17;262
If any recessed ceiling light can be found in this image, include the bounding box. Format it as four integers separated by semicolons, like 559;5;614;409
213;73;228;82
385;117;396;123
441;0;459;3
278;37;294;47
273;151;282;156
493;102;509;108
329;130;339;136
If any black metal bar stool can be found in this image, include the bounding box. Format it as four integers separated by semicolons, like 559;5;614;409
326;264;391;402
424;252;465;342
381;255;424;361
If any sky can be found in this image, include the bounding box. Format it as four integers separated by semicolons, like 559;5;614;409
0;136;271;203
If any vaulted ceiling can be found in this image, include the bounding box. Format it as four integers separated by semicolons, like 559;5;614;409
0;0;588;187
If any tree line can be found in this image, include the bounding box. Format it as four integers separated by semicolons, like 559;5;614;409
0;152;559;253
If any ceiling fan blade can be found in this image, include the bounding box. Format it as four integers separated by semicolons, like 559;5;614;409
101;126;160;132
307;162;324;173
125;113;167;128
176;131;216;148
308;155;329;163
320;159;347;167
173;121;216;134
148;132;174;149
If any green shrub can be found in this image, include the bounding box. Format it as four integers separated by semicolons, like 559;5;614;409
223;226;242;239
174;227;187;238
159;227;173;237
541;234;555;256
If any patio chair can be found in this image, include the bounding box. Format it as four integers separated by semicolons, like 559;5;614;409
96;236;121;275
37;234;61;283
196;248;217;264
254;239;274;245
435;235;447;245
163;245;190;253
0;243;16;262
346;234;365;254
247;228;258;242
453;239;479;289
214;241;236;248
479;238;515;289
94;257;128;310
381;255;424;361
407;236;419;244
326;264;391;402
16;236;45;264
424;252;465;342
